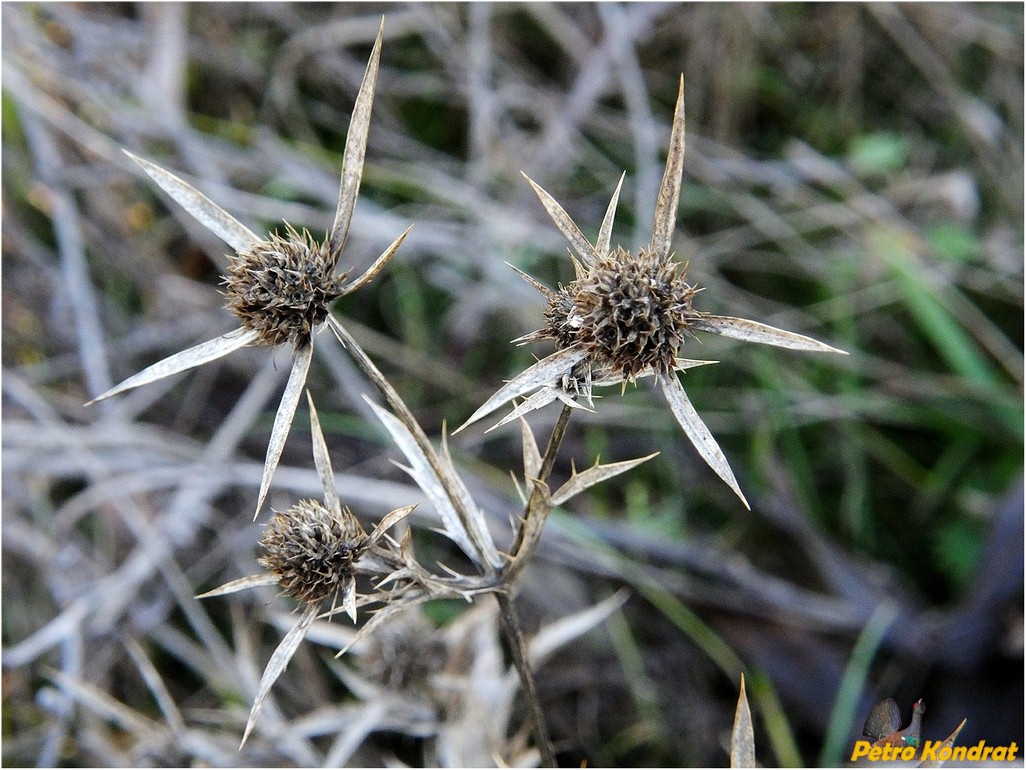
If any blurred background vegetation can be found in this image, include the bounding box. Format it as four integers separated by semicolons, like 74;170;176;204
2;3;1022;766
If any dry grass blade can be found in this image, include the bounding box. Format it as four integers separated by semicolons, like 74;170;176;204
195;573;277;599
86;328;260;404
550;452;659;506
691;315;848;355
650;76;685;261
49;668;165;741
341;224;412;295
730;673;756;768
596;171;626;259
330;18;384;255
658;372;750;509
523;172;600;267
456;346;589;432
254;343;313;520
916;719;968;768
122;150;260;253
240;602;320;749
305;390;340;516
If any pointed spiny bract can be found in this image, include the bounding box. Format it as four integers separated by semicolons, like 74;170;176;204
465;75;844;507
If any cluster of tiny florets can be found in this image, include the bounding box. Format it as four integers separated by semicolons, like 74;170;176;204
546;247;699;379
223;226;347;347
258;499;365;606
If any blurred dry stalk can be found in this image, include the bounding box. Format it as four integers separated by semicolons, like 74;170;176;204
2;3;1022;768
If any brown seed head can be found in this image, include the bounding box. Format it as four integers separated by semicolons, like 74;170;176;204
258;499;366;606
549;247;699;379
223;225;347;347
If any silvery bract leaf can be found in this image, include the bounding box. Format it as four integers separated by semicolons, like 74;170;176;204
549;452;659;506
254;343;313;520
651;76;686;261
240;603;319;749
305;390;339;517
364;397;494;568
341;578;358;624
596;172;626;260
122;150;260;254
527;590;629;667
523;173;599;268
730;674;756;768
367;504;416;545
691;315;848;355
520;417;542;482
195;573;277;599
487;385;590;433
341;225;412;295
330;19;384;256
87;328;260;404
658;372;750;509
456;346;589;433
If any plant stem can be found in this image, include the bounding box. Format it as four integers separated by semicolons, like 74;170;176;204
496;589;558;768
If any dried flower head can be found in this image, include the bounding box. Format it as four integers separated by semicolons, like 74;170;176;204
224;225;348;347
88;20;410;520
258;498;366;607
460;76;847;508
197;391;416;748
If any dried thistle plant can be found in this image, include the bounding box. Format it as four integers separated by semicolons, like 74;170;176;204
458;76;847;508
87;20;410;519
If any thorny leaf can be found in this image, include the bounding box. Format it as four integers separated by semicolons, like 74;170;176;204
651;76;686;261
364;397;501;569
549;452;660;506
330;19;384;256
916;719;968;768
690;315;848;355
306;390;340;517
456;346;589;433
730;673;756;768
254;343;313;520
658;372;750;509
241;603;319;748
334;592;438;658
122;150;261;253
86;329;260;405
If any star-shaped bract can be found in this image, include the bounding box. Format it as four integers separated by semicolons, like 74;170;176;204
89;21;409;519
459;76;846;508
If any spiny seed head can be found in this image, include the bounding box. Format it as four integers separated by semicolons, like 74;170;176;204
258;499;365;606
547;247;699;379
223;225;347;347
